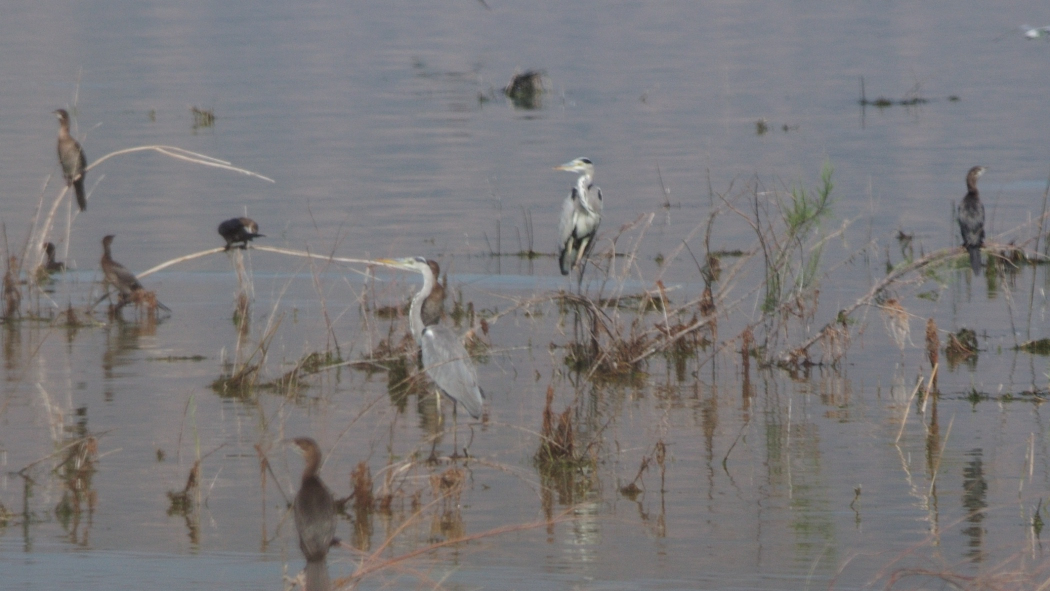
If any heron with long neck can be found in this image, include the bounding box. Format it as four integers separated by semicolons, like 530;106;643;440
292;437;336;591
377;257;484;422
556;157;602;281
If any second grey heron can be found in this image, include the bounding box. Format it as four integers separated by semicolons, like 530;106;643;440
957;166;986;276
556;157;602;279
291;437;336;591
377;257;484;420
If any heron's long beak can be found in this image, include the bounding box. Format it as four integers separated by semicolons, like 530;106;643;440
374;257;412;270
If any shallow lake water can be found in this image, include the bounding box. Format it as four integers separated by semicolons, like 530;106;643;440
3;1;1050;590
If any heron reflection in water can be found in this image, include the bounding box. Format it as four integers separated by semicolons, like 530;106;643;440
376;257;484;456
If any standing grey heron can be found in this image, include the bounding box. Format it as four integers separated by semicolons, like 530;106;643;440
377;257;484;423
957;166;986;276
291;437;336;591
54;109;87;212
556;157;602;280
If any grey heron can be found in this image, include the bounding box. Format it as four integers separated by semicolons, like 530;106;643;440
54;109;87;211
957;166;986;276
377;257;484;421
218;217;265;251
291;437;336;591
556;157;602;280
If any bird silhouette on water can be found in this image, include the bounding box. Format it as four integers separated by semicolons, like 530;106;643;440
292;437;336;591
957;166;986;276
54;109;87;212
217;217;265;250
43;242;65;273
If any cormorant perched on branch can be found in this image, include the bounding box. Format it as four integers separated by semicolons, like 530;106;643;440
217;217;264;250
957;166;986;276
54;109;87;211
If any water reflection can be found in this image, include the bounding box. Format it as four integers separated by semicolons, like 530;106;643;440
961;449;988;562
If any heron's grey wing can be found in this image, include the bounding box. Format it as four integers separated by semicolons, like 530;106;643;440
421;325;484;419
580;185;602;218
557;191;577;275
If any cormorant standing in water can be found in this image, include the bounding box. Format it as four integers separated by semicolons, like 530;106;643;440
44;242;65;273
217;217;264;250
292;437;336;591
54;109;87;212
100;235;143;308
957;166;986;276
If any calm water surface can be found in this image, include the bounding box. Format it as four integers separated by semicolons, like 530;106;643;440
3;1;1050;590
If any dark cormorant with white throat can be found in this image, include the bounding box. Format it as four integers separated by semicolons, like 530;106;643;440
292;437;336;591
957;166;986;276
217;217;264;251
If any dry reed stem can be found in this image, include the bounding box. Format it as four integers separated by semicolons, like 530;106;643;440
894;376;924;444
336;504;574;589
781;245;966;364
86;145;275;183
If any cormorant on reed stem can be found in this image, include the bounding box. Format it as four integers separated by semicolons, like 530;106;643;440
54;109;87;212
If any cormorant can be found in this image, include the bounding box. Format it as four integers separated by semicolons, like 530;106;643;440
292;437;336;591
420;259;445;327
54;109;87;212
957;166;986;276
100;235;143;308
44;242;65;273
217;217;264;251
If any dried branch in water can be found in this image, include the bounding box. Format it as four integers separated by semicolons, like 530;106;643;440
87;145;275;183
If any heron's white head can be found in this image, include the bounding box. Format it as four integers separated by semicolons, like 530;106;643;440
555;157;595;176
375;256;433;276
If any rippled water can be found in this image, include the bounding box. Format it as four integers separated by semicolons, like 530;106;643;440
3;1;1050;590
